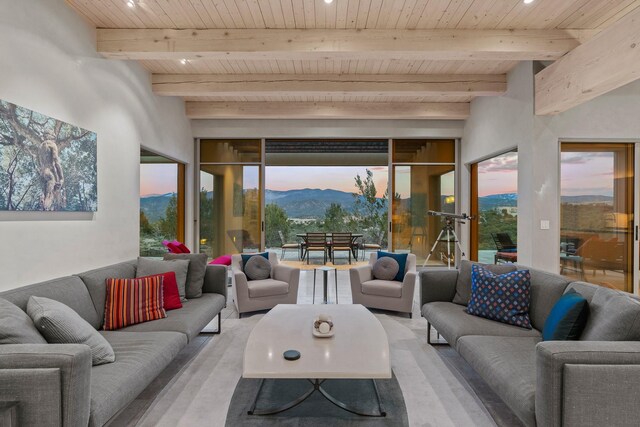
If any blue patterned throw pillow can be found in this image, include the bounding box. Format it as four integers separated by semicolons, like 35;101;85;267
466;264;532;329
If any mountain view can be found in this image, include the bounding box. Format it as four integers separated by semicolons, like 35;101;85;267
141;190;614;223
140;192;176;222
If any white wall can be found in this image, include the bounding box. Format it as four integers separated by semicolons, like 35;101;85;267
462;60;640;274
0;0;194;290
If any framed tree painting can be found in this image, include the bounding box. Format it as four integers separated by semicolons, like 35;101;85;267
0;100;97;212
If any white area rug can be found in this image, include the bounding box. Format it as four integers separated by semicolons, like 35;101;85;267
137;314;497;427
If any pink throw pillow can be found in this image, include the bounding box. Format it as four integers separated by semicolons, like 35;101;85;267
210;255;232;266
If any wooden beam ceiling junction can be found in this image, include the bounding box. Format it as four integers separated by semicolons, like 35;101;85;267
97;28;595;62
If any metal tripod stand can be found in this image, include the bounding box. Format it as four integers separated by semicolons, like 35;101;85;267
422;216;467;268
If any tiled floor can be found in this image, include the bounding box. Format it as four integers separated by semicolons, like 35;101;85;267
112;266;523;426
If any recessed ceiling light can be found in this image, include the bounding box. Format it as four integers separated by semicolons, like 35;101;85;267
126;0;137;8
523;0;535;4
324;0;334;4
180;59;188;65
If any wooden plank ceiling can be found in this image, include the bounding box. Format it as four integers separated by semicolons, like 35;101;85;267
66;0;640;119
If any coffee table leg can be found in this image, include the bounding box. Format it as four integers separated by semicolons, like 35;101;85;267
318;379;386;417
247;379;316;416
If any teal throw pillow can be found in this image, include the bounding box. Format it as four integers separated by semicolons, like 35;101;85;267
543;289;588;341
376;251;408;282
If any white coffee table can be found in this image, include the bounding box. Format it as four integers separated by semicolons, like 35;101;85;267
243;304;391;417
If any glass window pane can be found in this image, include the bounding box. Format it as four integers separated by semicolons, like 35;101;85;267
264;166;389;260
560;143;634;293
199;164;261;258
475;152;518;264
392;139;455;163
200;139;262;163
392;165;455;265
140;163;178;257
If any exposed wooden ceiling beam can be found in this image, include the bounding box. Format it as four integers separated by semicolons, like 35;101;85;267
186;101;470;120
154;74;506;97
98;28;595;61
535;6;640;115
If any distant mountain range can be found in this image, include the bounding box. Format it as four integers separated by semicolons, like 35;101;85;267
266;188;368;218
140;190;614;223
140;193;175;222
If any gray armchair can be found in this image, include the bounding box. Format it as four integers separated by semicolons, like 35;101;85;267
350;252;417;317
231;252;300;317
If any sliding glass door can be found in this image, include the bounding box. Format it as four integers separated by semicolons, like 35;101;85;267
560;143;634;293
198;140;262;258
391;140;456;265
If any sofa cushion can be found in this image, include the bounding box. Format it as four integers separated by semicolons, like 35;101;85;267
245;255;272;281
372;257;399;281
453;260;516;305
27;296;115;366
580;287;640;341
164;253;208;299
89;331;186;427
457;335;540;427
119;293;225;342
422;302;540;348
525;267;570;331
542;289;588;341
0;298;46;344
0;276;102;329
104;276;166;331
137;257;190;302
77;261;137;329
247;279;289;298
466;265;532;329
361;280;403;298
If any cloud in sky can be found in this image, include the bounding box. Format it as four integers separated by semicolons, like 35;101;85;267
478;152;518;174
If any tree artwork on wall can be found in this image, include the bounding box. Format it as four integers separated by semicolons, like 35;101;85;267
0;100;97;212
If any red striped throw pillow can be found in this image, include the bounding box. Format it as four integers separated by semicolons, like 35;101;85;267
104;276;166;330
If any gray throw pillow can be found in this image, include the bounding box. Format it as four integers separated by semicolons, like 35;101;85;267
372;257;399;281
244;255;271;281
580;288;640;341
27;296;115;366
164;253;208;299
453;260;517;305
137;257;190;302
0;298;47;344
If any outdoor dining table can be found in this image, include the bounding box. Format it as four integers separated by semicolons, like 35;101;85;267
296;233;363;261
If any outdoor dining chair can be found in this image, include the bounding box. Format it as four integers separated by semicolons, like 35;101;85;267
305;232;328;264
330;232;353;264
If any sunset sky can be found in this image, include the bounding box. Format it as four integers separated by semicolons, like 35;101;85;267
140;164;177;197
266;166;389;197
141;151;616;199
477;152;518;197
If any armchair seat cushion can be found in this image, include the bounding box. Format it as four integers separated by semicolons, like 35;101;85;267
247;279;289;298
361;280;402;298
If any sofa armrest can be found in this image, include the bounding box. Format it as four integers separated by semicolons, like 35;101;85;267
0;344;92;427
272;264;300;287
536;341;640;427
202;264;227;301
419;269;458;306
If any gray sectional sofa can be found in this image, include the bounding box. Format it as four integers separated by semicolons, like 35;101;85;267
420;261;640;427
0;259;227;427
